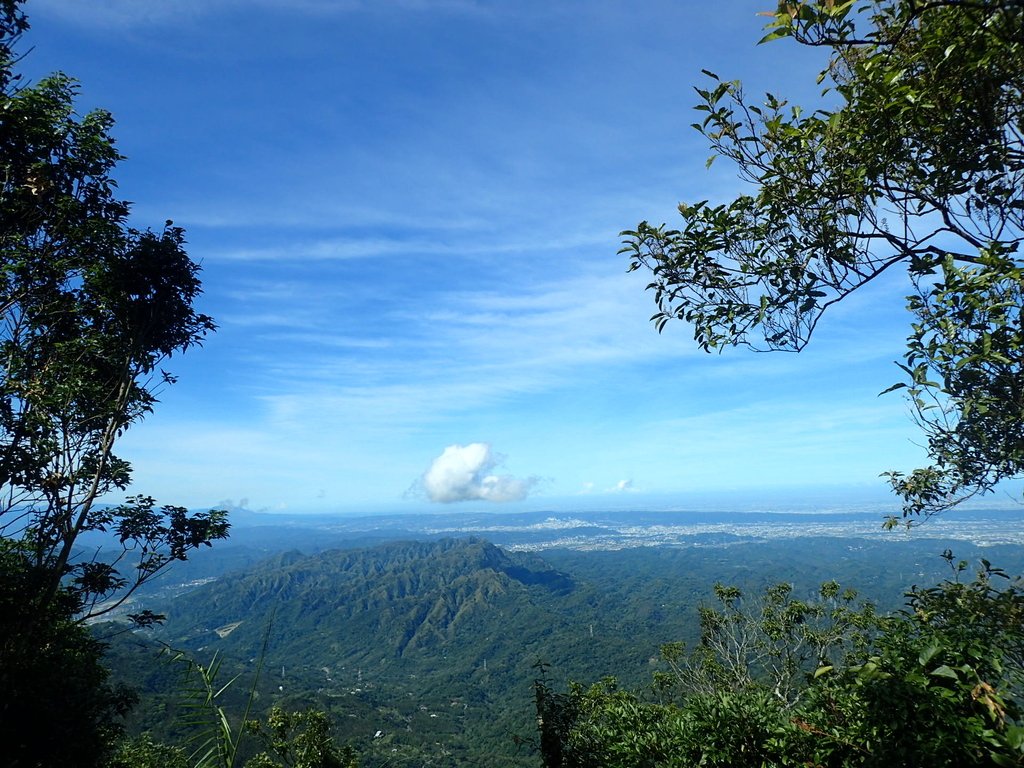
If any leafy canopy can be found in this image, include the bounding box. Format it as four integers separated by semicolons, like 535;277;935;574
622;0;1024;521
0;1;228;623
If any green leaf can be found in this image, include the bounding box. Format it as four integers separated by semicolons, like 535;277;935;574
918;641;942;666
929;665;960;680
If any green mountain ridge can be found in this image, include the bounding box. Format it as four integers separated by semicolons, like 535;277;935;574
161;538;573;661
123;538;587;766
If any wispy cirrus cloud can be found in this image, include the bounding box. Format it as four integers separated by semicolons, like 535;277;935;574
32;0;497;28
229;268;698;417
207;230;608;263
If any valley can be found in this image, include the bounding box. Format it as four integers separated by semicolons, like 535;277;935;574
102;507;1024;766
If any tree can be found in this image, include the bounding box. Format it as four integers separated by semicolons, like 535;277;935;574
0;1;228;626
536;565;1024;767
109;734;189;768
0;2;228;764
245;708;360;768
0;541;137;768
622;0;1024;522
658;580;876;707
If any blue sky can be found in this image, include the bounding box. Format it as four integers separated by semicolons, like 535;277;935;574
20;0;941;514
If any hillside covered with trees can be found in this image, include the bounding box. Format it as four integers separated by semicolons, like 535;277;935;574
97;535;1023;766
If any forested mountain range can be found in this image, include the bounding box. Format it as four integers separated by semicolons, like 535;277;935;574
105;533;1024;766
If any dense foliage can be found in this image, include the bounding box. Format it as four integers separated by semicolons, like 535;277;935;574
0;541;136;768
624;0;1024;520
536;554;1024;767
245;708;360;768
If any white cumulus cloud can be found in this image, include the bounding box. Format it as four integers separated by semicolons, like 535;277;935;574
421;443;536;503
